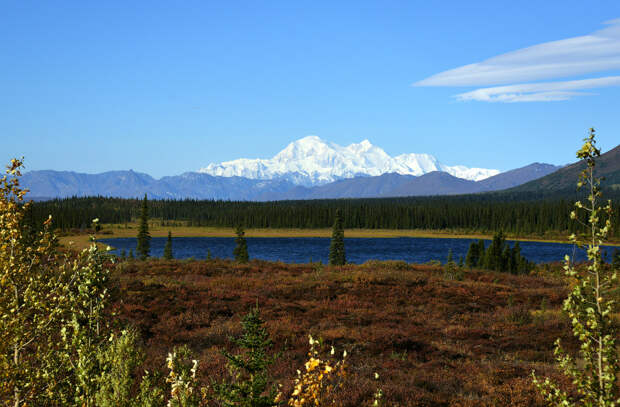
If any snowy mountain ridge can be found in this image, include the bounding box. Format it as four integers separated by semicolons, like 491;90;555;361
199;136;500;186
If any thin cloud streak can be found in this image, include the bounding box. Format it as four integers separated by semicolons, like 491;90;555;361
415;19;620;87
455;76;620;102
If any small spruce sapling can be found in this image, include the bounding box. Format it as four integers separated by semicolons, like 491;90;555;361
214;308;279;407
446;248;454;265
443;248;463;281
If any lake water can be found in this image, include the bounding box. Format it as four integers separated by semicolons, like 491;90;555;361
98;236;619;265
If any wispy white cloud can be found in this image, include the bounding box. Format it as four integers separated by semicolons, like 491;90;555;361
415;19;620;102
455;76;620;102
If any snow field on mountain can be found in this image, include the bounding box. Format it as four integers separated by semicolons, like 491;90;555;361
199;136;499;186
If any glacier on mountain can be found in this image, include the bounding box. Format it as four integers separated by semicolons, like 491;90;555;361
199;136;499;186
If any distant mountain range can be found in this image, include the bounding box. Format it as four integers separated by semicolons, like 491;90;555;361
199;136;500;185
286;163;561;199
22;162;561;201
19;136;620;201
21;135;576;201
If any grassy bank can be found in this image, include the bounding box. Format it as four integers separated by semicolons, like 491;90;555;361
65;222;501;239
58;222;620;250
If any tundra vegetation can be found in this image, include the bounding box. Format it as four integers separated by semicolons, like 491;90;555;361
1;130;618;406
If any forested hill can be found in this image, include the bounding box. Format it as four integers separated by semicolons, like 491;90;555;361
29;190;620;238
510;144;620;193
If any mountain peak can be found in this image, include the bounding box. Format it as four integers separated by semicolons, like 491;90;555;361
296;135;325;144
279;135;330;152
199;137;500;186
347;139;375;153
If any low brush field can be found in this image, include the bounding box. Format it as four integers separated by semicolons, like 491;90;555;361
110;258;578;406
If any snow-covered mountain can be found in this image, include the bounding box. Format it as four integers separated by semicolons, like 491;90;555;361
199;136;499;186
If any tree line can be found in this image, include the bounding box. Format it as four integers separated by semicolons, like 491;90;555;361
28;191;620;237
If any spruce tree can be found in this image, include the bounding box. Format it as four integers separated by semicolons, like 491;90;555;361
512;241;533;274
136;194;150;260
465;241;480;269
446;248;454;265
483;231;507;271
328;209;346;266
233;224;249;263
612;248;620;271
477;240;486;267
163;231;173;260
215;308;278;407
504;246;515;274
443;248;463;280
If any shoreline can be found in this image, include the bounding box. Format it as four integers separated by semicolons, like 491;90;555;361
58;224;620;250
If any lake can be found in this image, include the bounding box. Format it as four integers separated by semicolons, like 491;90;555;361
98;236;619;264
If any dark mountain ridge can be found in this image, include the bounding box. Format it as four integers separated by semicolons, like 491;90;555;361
22;162;563;201
510;144;620;193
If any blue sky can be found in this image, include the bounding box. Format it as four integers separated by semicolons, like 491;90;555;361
2;1;620;178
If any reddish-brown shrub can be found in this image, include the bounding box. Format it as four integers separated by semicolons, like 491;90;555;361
109;258;578;406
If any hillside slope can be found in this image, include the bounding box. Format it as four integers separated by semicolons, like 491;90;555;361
276;163;561;199
511;144;620;193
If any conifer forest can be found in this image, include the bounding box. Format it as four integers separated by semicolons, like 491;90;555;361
27;191;620;238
